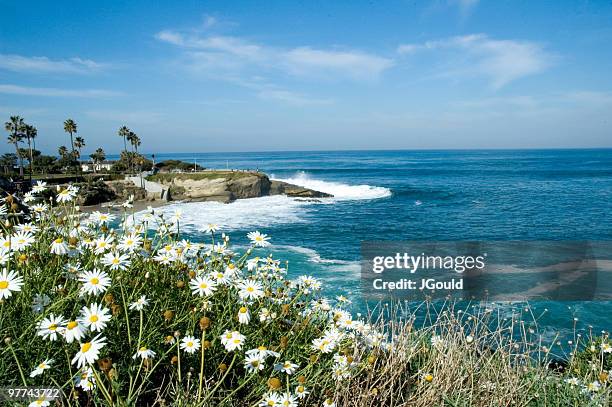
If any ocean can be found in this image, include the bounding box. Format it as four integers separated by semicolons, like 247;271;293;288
133;149;612;342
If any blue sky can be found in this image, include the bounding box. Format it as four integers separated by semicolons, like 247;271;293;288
1;0;611;154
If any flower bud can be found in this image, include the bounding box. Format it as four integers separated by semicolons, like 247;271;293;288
268;377;281;390
199;316;211;330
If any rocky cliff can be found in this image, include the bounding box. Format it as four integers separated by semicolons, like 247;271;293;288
147;171;331;203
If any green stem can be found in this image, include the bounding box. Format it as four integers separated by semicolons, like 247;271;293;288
8;343;27;385
197;329;206;401
202;353;237;404
119;281;132;346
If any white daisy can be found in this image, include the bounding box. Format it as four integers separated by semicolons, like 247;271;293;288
244;354;266;373
71;334;107;368
0;268;24;300
32;181;47;194
118;233;142;252
220;330;246;352
237;280;265;301
29;358;53;377
133;346;156;360
50;237;68;255
238;306;251;325
189;275;217;297
75;367;96;391
63;320;86;343
294;385;309;399
101;251;131;271
78;269;111;296
247;231;271;247
129;295;149;311
274;360;299;375
37;314;66;341
180;336;201;354
10;231;35;251
79;303;111;332
259;392;281;407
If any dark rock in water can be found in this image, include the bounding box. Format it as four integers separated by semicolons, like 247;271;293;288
148;172;332;203
105;180;147;202
269;180;332;198
77;181;118;206
546;359;568;373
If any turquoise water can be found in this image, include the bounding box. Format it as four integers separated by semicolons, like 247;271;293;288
134;149;612;340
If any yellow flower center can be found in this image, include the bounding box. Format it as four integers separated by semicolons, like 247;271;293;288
139;346;147;352
246;287;254;292
0;281;8;289
258;346;267;351
112;258;120;264
297;386;304;392
49;324;58;331
91;277;99;285
81;342;92;353
239;307;247;313
187;341;193;347
233;339;241;344
67;321;78;329
54;238;63;244
127;240;134;245
200;283;208;289
90;315;99;323
2;242;9;247
39;363;46;368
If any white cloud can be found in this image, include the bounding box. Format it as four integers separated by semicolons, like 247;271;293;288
282;47;393;80
155;30;391;80
0;84;123;98
0;54;108;74
256;88;333;106
397;34;554;88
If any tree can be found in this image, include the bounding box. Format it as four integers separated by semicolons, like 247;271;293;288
118;126;130;155
23;124;37;179
126;131;141;173
5;116;25;177
58;145;68;158
0;153;17;175
89;148;106;173
74;136;85;159
63;119;78;175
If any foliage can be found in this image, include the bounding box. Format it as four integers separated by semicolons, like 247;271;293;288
0;187;609;406
111;151;153;174
155;160;204;173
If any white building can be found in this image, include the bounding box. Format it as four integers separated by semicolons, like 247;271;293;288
81;160;114;172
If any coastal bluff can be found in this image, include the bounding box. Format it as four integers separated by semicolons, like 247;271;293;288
145;171;332;203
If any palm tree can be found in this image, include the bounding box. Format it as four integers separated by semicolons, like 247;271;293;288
118;126;130;154
5;116;25;177
89;147;106;174
63;119;78;176
58;145;68;158
74;136;85;159
63;119;77;153
126;131;142;173
23;124;37;180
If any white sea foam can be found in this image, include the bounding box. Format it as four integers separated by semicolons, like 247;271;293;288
276;245;357;265
137;195;313;232
136;173;390;232
273;171;392;200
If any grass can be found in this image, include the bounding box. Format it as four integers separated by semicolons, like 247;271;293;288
0;186;609;406
147;171;262;183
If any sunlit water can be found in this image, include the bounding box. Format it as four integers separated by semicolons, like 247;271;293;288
128;149;612;341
